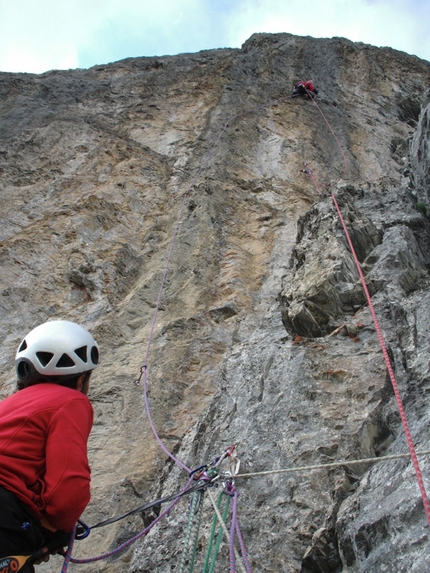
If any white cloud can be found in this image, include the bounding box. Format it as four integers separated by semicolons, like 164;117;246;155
76;0;212;66
223;0;430;60
0;0;102;73
0;0;428;74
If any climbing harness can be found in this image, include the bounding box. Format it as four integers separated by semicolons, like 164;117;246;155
3;534;72;573
1;554;38;573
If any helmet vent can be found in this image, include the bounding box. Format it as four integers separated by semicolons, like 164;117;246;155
91;346;99;365
17;360;31;379
36;351;54;367
18;340;28;352
56;353;75;368
74;345;88;363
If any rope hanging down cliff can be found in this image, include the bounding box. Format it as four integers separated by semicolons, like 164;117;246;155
301;84;430;527
57;98;286;572
128;85;430;559
60;86;429;570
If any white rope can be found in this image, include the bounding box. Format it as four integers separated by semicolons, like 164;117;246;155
234;450;430;479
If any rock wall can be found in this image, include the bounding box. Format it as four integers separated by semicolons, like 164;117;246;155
1;32;430;572
411;90;430;206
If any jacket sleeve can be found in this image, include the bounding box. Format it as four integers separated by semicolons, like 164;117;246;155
43;396;94;531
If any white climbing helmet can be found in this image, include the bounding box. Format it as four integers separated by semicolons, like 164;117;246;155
15;320;99;383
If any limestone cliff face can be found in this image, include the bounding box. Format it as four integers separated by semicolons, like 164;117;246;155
411;91;430;205
1;33;430;572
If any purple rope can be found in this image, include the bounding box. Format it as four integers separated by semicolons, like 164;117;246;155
227;486;252;573
232;499;252;573
135;96;290;472
64;95;289;572
68;477;193;564
136;117;233;474
229;488;238;573
61;524;77;573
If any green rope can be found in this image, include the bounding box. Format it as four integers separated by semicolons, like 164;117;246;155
188;490;204;573
202;491;231;573
178;489;204;573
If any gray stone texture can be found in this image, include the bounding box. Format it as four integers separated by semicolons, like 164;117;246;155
1;32;430;572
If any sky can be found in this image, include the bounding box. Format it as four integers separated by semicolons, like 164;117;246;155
0;0;429;75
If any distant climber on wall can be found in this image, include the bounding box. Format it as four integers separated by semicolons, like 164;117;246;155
0;320;100;571
292;80;319;98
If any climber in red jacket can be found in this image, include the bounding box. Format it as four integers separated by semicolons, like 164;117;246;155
292;80;319;98
0;320;100;571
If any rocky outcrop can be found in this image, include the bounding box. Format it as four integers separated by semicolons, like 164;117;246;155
1;32;430;572
279;182;430;339
411;90;430;206
279;188;382;337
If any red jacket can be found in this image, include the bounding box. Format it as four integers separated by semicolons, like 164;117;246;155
295;80;317;92
304;80;316;92
0;383;94;531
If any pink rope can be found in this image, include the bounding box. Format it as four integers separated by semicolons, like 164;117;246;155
232;497;252;573
331;193;430;526
229;489;238;573
306;89;348;184
303;92;430;526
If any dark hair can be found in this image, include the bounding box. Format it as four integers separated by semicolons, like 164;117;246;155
16;371;92;391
